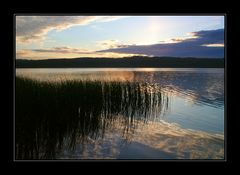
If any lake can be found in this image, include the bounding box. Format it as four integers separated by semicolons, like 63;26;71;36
15;68;224;159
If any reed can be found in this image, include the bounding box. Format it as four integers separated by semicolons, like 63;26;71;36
15;76;169;159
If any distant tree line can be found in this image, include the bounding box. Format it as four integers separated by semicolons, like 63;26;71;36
16;56;224;68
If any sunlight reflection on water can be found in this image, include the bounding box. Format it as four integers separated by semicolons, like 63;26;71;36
16;68;224;159
16;68;224;133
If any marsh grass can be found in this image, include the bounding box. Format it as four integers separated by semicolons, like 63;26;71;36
16;76;169;159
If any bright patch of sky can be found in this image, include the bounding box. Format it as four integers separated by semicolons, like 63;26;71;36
43;16;224;48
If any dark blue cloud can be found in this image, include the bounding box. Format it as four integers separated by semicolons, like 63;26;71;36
97;29;224;58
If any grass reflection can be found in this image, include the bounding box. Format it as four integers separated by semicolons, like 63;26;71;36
16;77;169;159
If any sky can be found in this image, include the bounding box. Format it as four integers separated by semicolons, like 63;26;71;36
16;16;224;60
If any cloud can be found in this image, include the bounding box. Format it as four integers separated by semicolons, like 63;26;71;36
16;47;95;59
96;39;133;50
16;49;31;58
16;16;126;43
97;29;224;58
93;16;127;23
96;39;120;49
16;46;142;60
201;44;224;47
32;46;92;54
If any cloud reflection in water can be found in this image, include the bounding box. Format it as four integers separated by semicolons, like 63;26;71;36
15;68;224;159
57;120;224;159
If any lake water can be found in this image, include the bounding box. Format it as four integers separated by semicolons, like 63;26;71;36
16;68;224;159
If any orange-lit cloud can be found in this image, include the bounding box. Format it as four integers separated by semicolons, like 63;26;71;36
32;47;92;54
96;39;133;50
16;46;143;60
161;32;199;44
96;39;121;49
201;43;224;47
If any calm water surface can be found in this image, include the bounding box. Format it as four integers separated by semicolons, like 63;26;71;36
16;68;224;159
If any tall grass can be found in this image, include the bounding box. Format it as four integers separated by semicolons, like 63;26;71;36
15;76;169;159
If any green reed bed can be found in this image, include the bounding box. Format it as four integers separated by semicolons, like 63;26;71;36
16;76;169;159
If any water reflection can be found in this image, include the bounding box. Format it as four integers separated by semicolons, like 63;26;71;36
58;121;223;159
16;78;168;159
16;68;224;109
133;71;224;109
15;68;224;159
